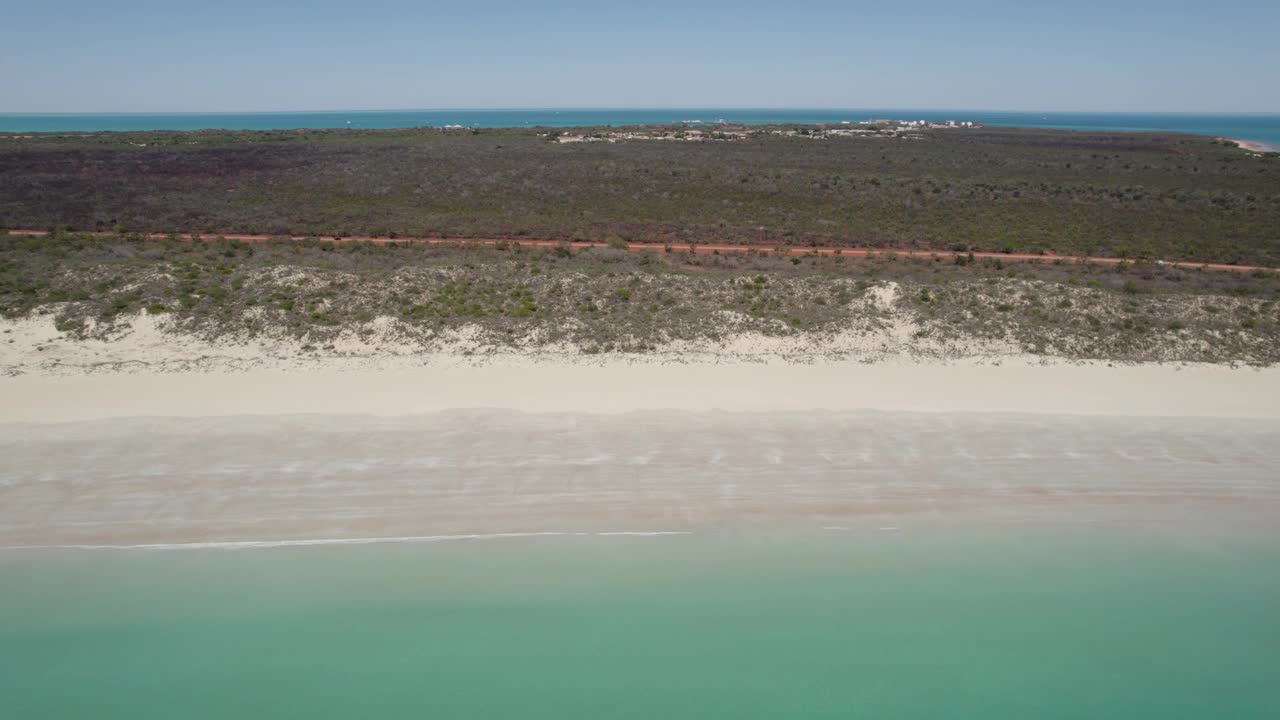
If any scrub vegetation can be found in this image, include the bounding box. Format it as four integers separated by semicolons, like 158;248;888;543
4;232;1279;364
2;124;1278;265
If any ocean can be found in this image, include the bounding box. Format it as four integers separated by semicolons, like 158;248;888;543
3;530;1278;719
3;410;1279;717
1;109;1278;148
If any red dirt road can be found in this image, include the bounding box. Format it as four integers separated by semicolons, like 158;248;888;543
6;229;1274;274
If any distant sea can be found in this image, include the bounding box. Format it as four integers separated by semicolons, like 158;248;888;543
1;109;1278;148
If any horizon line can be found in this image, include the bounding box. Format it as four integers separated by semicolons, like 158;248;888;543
4;107;1280;116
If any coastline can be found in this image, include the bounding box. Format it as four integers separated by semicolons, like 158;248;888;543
1221;136;1276;152
5;409;1278;547
3;109;1278;138
3;310;1278;549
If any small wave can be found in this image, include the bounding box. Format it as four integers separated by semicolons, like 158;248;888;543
594;531;691;537
1;530;693;551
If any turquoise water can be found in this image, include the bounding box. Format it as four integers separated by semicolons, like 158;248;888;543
1;109;1278;148
3;529;1278;719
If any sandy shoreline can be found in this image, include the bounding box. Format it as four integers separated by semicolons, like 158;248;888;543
1220;136;1276;152
4;410;1278;547
4;358;1280;422
4;307;1280;422
4;316;1278;548
3;352;1278;546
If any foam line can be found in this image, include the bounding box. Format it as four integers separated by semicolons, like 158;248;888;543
0;531;693;551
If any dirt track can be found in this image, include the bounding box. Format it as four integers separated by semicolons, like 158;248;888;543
7;229;1274;274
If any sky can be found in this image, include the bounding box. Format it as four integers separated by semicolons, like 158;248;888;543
2;0;1277;113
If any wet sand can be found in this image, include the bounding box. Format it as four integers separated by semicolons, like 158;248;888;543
3;410;1278;547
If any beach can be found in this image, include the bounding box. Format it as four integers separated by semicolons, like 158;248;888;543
3;342;1280;547
6;3;1280;714
3;408;1280;548
4;326;1280;718
1221;136;1276;152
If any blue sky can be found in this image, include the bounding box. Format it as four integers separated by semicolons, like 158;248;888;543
2;0;1277;113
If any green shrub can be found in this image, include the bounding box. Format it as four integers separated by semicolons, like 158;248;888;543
54;316;83;333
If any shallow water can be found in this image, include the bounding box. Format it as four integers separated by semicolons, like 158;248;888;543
3;409;1278;716
3;529;1278;719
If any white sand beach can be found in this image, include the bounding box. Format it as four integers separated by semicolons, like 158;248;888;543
4;409;1280;547
3;317;1280;548
3;357;1280;422
4;310;1279;422
1221;136;1277;153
